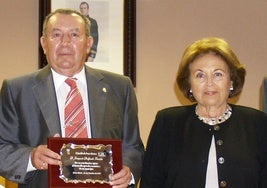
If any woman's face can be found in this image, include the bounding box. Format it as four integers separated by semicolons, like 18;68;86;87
189;53;233;108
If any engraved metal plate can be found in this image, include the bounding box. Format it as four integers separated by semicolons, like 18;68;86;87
60;143;113;184
47;138;122;188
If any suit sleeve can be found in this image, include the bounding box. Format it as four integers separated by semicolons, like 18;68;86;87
0;80;35;183
263;77;267;113
140;111;168;188
121;78;144;185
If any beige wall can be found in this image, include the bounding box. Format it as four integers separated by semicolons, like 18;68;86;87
0;0;267;176
0;1;38;80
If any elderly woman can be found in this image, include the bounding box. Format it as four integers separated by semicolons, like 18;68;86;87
140;37;267;188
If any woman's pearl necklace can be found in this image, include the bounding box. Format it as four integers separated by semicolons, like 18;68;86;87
195;105;232;126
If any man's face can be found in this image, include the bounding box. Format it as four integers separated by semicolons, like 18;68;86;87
80;4;89;16
40;13;93;76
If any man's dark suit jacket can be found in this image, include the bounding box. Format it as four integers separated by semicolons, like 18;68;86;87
0;65;144;188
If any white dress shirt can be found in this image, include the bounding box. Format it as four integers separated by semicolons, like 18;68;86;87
52;68;91;137
205;136;219;188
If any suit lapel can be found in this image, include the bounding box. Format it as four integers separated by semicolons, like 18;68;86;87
31;66;108;137
85;66;109;138
32;67;61;135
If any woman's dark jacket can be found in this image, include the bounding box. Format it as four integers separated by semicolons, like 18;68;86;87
140;104;267;188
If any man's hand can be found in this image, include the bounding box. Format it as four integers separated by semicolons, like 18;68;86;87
31;134;61;170
110;165;132;188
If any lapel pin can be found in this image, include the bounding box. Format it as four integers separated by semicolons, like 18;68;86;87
102;87;107;93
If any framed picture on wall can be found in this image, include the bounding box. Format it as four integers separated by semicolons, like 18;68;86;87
39;0;136;86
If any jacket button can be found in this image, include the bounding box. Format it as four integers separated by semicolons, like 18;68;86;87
220;180;227;187
214;125;220;131
218;157;225;164
216;139;223;146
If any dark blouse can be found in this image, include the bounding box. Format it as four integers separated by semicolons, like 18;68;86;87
140;104;267;188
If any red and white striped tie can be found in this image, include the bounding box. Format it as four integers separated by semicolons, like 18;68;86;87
64;78;88;138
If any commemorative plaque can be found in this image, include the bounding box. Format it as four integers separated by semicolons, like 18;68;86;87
47;138;122;188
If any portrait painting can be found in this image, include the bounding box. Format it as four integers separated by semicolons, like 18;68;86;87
39;0;136;85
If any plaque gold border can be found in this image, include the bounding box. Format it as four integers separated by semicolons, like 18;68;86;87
47;137;122;188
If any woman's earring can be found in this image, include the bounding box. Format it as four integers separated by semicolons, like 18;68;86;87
189;89;195;101
230;86;233;91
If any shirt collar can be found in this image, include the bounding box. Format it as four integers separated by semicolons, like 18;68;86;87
51;67;86;90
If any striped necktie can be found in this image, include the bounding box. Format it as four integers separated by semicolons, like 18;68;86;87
64;78;88;138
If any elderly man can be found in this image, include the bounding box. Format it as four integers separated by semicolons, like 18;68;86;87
0;8;144;188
